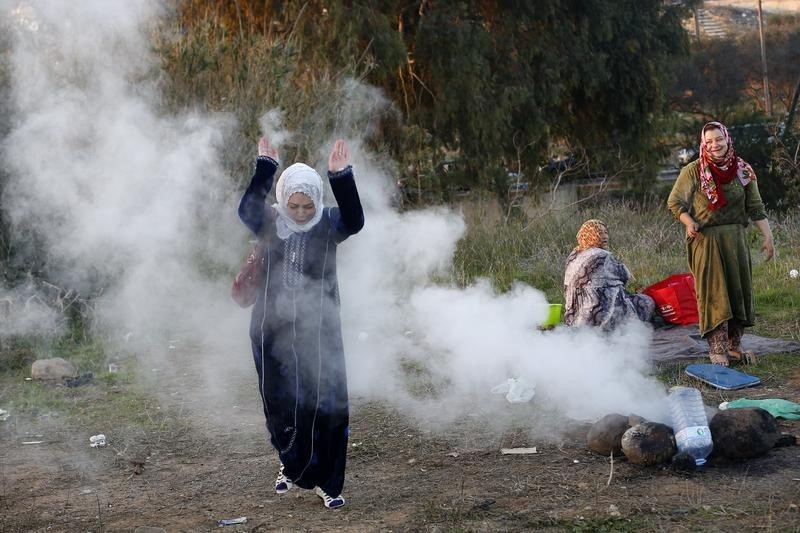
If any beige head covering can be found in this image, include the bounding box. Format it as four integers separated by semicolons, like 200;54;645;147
272;163;325;239
574;219;607;252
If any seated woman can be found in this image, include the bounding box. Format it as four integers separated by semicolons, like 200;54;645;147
563;219;656;330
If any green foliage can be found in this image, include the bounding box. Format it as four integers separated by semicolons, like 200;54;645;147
0;337;39;372
405;1;689;189
158;1;689;194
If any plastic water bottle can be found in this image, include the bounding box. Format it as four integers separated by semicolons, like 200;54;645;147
667;386;713;466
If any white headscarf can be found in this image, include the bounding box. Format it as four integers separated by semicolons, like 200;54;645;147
272;163;325;240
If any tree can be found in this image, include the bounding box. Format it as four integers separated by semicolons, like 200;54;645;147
163;1;690;197
397;1;690;190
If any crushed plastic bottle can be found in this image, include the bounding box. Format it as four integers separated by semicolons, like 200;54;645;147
218;517;247;526
667;386;713;466
89;434;107;448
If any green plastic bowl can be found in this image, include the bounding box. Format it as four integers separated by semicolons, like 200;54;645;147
541;303;562;328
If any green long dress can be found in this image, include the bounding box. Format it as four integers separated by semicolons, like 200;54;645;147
667;160;767;336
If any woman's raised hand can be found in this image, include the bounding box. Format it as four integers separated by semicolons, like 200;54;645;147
258;136;279;162
328;139;350;172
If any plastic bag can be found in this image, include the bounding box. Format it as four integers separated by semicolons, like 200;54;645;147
491;378;536;403
719;398;800;420
643;273;699;325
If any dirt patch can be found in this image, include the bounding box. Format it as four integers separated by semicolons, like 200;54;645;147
2;376;799;532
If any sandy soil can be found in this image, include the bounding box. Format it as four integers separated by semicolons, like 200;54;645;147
2;362;799;532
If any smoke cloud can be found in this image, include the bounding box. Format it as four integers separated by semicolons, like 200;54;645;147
0;0;669;440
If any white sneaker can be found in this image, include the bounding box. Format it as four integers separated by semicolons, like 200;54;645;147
315;486;345;508
275;464;293;494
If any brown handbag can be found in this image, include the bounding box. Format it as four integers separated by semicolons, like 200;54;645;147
231;240;267;308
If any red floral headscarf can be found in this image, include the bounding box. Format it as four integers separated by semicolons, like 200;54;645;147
698;121;756;211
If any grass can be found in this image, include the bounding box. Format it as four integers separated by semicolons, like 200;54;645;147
0;333;163;432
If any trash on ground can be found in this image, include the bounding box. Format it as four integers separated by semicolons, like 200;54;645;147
719;398;800;420
22;441;43;445
64;372;94;388
491;377;536;403
89;434;107;447
500;447;537;455
218;517;247;526
108;363;119;373
447;451;459;457
0;408;9;421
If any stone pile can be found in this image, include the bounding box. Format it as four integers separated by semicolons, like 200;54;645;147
587;407;792;468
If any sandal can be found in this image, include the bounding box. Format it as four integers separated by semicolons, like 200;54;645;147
728;350;758;365
709;352;729;366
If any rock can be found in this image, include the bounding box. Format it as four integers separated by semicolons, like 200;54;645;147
621;422;677;466
709;408;780;460
628;414;647;427
31;358;77;381
587;413;630;456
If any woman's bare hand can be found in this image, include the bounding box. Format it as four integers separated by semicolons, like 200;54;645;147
685;221;700;239
328;139;350;172
258;137;279;162
762;236;775;261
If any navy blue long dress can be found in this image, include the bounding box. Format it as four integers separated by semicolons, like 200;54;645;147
238;156;364;497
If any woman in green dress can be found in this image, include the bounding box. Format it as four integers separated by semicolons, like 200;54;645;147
667;121;774;366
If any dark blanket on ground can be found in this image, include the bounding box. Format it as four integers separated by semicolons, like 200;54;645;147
650;325;800;362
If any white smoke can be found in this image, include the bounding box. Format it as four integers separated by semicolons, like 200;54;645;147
0;283;63;338
0;0;669;439
1;1;252;382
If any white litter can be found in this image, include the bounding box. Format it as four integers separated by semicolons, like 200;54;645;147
500;447;537;455
491;377;536;403
89;434;107;447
